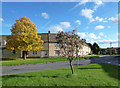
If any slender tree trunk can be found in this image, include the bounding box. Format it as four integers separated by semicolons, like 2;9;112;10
23;51;27;60
70;60;74;74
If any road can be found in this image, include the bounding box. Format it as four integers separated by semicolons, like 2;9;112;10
2;55;119;76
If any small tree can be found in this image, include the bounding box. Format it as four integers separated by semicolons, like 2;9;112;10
56;29;83;74
6;16;44;60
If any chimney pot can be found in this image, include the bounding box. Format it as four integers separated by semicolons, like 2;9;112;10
48;30;50;34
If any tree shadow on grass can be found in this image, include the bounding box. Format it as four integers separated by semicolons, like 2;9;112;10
98;63;119;80
78;68;102;69
43;76;58;79
2;74;35;80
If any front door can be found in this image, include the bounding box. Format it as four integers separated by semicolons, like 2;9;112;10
41;51;46;57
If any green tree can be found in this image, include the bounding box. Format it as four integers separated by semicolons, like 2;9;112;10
92;42;100;55
56;29;83;74
87;43;93;54
6;16;44;60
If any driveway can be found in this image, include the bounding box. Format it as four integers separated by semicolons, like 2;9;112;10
2;55;119;76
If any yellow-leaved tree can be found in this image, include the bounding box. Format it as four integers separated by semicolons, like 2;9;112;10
6;16;44;60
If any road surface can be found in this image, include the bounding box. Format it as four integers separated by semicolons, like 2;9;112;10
2;55;119;76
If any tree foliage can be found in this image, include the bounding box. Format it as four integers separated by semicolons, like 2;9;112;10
56;29;84;74
92;42;100;54
107;48;117;55
6;16;44;60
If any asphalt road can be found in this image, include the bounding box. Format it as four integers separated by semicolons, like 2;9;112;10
2;55;119;76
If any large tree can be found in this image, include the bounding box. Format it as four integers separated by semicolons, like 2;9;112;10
56;29;83;74
92;42;100;54
6;16;44;60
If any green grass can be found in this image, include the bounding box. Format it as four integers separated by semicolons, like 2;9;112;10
1;55;101;66
2;63;119;86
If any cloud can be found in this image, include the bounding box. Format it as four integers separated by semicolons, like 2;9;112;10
108;14;120;24
108;17;118;24
98;39;118;44
93;0;103;10
89;33;100;39
60;22;71;28
75;20;81;25
99;32;104;36
76;0;104;23
41;12;49;19
95;25;104;30
81;8;95;23
72;0;103;10
73;0;89;9
49;25;63;33
77;32;100;39
103;20;108;23
49;22;71;33
95;16;108;23
77;32;86;39
0;18;4;22
108;26;111;28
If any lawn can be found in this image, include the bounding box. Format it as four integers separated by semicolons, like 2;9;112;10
2;63;119;86
1;55;102;66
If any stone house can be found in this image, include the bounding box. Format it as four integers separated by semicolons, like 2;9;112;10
0;32;91;58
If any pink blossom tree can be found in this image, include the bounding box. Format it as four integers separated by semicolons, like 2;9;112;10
56;29;84;74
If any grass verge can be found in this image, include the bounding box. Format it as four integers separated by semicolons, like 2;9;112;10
1;55;101;66
2;63;119;86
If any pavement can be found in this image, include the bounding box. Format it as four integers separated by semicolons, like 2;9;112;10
2;55;120;76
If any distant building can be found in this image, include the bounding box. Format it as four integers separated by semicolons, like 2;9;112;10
0;31;91;58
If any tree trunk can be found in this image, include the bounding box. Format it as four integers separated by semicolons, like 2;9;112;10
23;51;27;60
70;60;74;74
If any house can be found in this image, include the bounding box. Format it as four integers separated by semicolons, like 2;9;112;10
0;31;91;58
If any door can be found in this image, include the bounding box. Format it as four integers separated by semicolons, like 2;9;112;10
41;51;46;57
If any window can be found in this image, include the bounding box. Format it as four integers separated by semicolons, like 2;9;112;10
0;42;1;46
55;50;60;55
2;42;5;46
33;51;37;55
13;50;16;54
55;43;58;46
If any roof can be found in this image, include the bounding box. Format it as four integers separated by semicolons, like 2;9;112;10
0;33;90;47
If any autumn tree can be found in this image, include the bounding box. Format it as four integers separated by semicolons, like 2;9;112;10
56;29;83;74
6;16;44;60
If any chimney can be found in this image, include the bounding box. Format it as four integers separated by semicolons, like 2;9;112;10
48;30;50;34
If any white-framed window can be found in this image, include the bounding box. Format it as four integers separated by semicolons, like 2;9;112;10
33;51;37;55
2;42;5;46
55;43;58;46
55;50;60;55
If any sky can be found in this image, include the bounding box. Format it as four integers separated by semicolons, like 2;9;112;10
1;0;119;48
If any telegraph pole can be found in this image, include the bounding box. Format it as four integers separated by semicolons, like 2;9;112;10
110;42;112;48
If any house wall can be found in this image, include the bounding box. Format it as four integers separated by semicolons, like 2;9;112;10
78;45;91;56
0;34;91;58
1;48;21;58
49;43;60;57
